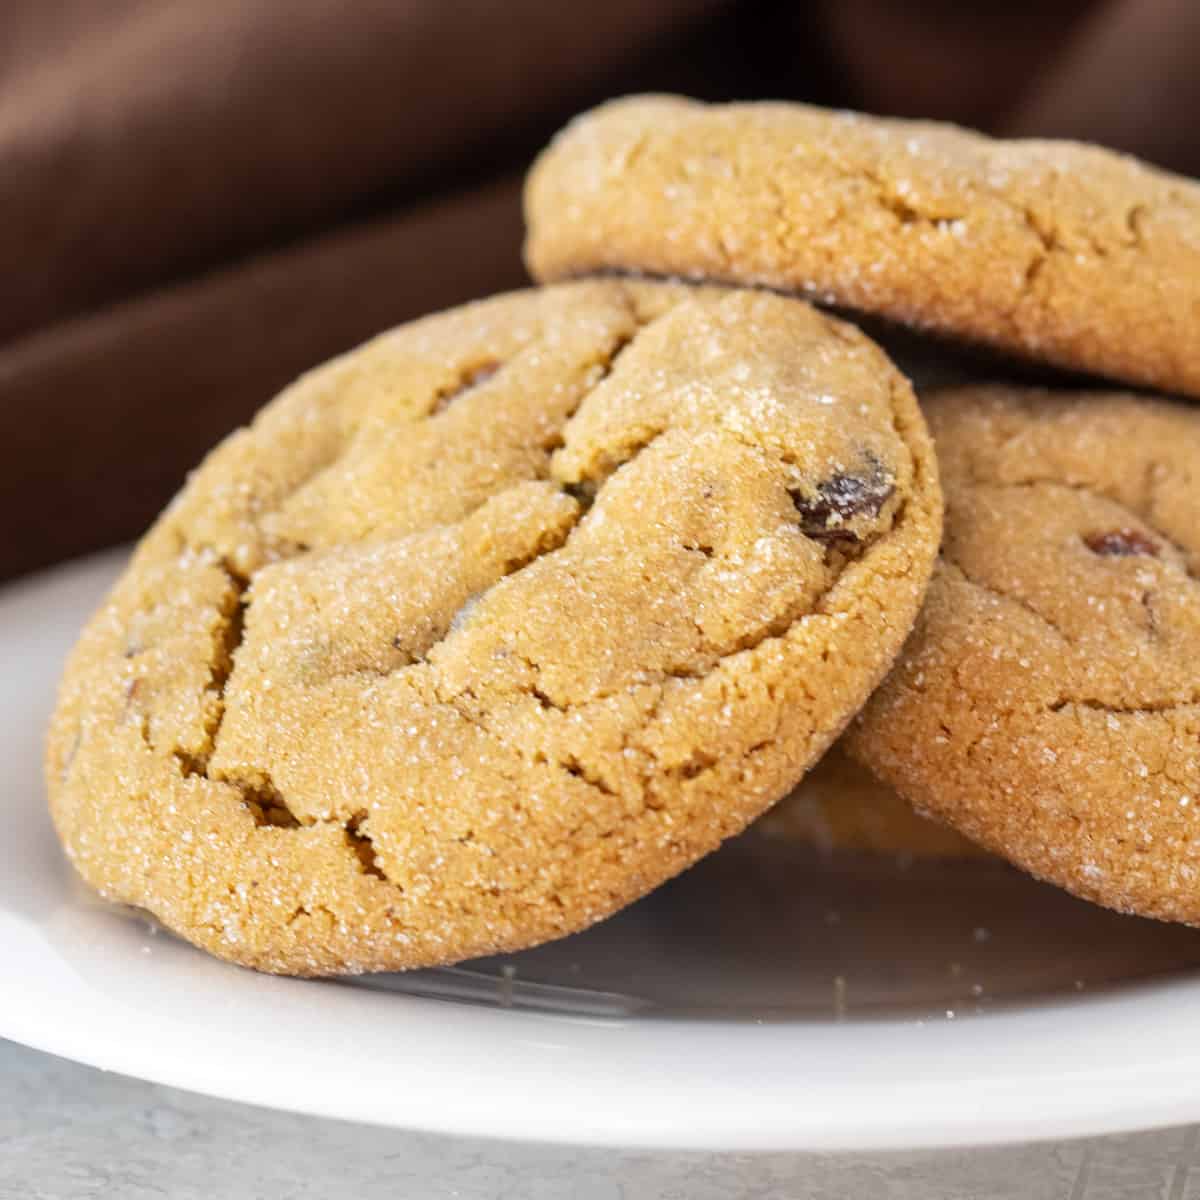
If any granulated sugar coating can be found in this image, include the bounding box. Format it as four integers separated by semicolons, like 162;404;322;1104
45;280;941;975
525;95;1200;398
849;385;1200;924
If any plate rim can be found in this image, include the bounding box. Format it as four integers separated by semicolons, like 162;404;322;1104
5;548;1200;1152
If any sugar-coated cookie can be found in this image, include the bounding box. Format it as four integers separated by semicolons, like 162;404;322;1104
850;385;1200;922
526;95;1200;396
46;280;941;974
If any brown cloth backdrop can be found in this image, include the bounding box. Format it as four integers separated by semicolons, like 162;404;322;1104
1;0;741;578
4;0;1197;580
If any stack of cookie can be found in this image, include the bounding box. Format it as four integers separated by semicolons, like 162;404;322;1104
47;96;1200;975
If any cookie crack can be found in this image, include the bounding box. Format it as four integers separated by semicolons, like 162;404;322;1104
230;769;397;885
429;438;914;821
938;488;1200;720
802;151;1149;323
297;329;654;687
239;773;302;829
854;161;968;232
285;903;337;928
536;335;638;470
1047;696;1200;717
940;557;1073;646
162;561;402;885
344;811;387;880
1125;204;1150;250
172;558;249;780
1015;205;1055;299
969;475;1197;581
429;360;502;416
436;478;901;722
148;289;927;906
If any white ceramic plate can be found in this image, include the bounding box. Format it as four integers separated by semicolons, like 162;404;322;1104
5;550;1200;1150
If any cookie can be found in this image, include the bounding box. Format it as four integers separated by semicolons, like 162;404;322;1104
525;95;1200;397
755;745;985;859
847;384;1200;923
46;279;941;975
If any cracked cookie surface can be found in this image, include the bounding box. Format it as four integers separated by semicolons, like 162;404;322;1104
848;385;1200;922
45;280;941;975
756;746;985;859
525;95;1200;397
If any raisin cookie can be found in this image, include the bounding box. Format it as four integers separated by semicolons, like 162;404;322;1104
525;95;1200;397
46;280;941;975
756;746;984;859
848;385;1200;922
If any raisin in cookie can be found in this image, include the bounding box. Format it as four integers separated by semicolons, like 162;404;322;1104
848;385;1200;922
525;95;1200;397
46;280;941;975
756;746;985;859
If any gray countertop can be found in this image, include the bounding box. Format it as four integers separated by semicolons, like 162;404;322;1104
2;1038;1196;1199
